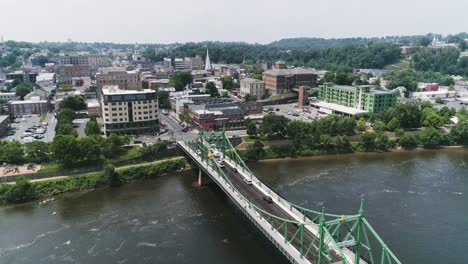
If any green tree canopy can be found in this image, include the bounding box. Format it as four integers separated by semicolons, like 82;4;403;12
24;141;49;163
60;96;86;111
51;135;80;166
169;72;193;91
85;120;101;136
206;82;219;97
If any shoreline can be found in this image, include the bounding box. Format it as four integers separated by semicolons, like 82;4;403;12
255;145;468;163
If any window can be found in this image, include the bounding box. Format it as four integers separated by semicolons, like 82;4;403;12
112;108;116;111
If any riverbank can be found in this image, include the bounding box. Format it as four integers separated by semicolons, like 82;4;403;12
249;145;468;163
0;157;188;204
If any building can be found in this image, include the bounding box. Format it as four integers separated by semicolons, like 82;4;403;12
8;97;49;116
428;37;459;49
0;115;10;137
240;78;265;99
273;60;287;69
86;99;101;116
101;86;158;136
262;68;318;94
400;46;420;55
6;70;37;84
412;90;457;101
317;83;398;113
192;108;244;131
0;92;19;101
426;83;439;91
174;58;192;71
205;49;212;71
96;67;141;96
298;86;308;109
163;57;172;71
58;54;111;67
57;65;91;83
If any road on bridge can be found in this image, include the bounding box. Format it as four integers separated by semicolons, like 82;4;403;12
221;162;340;263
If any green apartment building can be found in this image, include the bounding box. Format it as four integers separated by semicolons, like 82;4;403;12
317;83;398;113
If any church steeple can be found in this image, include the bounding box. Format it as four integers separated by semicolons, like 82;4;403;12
205;48;212;71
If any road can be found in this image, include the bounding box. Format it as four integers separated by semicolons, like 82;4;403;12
159;113;195;141
220;161;340;263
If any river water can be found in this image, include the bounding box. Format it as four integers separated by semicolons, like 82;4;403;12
1;149;468;264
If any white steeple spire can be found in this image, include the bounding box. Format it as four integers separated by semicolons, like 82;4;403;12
205;48;212;71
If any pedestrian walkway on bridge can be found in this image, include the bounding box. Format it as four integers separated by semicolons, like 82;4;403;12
178;130;401;264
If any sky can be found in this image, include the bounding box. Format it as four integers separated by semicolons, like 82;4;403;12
1;0;468;44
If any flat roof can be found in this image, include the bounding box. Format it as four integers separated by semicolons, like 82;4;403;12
102;87;155;95
263;67;317;76
10;99;47;104
311;101;367;115
0;115;9;123
241;78;264;83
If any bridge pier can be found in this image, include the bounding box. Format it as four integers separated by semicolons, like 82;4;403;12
198;168;202;186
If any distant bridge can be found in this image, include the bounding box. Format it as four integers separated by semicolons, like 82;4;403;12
178;131;401;264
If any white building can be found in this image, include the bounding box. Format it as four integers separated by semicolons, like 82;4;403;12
240;78;265;99
101;86;158;136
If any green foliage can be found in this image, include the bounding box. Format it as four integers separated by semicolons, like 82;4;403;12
51;135;80;167
15;83;37;98
157;90;171;109
421;109;443;128
78;137;101;161
24;141;50;163
419;127;443;148
380;103;421;129
57;123;78;137
102;133;126;158
360;132;377;151
179;108;193;125
450;119;468;145
399;132;418;148
85;119;101;136
373;121;386;132
221;76;235;90
386;117;400;132
169;72;192;91
3;177;33;203
262;115;289;139
205;82;219;97
0;141;25;164
412;48;468;76
60;96;86;111
357;117;367;132
247;122;258;137
0;158;186;204
104;164;122;187
139;142;168;159
245;140;265;161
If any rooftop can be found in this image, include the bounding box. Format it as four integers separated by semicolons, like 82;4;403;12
263;67;317;76
241;78;264;83
102;86;154;95
311;101;368;115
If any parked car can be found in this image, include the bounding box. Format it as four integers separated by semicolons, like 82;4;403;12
232;167;238;173
133;140;142;144
263;196;273;204
244;178;253;185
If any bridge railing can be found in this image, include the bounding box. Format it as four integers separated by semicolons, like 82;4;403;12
186;132;402;264
183;139;349;263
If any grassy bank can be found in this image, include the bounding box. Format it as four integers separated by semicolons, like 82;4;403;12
0;157;187;204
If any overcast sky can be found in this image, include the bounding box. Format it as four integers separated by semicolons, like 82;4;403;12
1;0;467;44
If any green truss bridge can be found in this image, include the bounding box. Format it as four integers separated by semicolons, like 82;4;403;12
178;131;401;264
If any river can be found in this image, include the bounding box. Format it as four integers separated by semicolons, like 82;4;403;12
1;149;468;264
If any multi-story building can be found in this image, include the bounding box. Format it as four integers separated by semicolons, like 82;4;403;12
0;92;19;101
163;57;172;71
96;67;141;92
262;68;318;94
6;70;37;84
0;115;10;137
58;54;111;67
174;58;192;71
100;86;158;136
192;108;244;131
57;65;91;83
240;78;265;99
8;97;49;117
317;83;398;113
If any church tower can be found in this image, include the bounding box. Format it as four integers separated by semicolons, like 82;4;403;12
205;48;212;71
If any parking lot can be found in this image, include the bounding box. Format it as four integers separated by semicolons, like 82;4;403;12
263;103;327;122
3;113;57;143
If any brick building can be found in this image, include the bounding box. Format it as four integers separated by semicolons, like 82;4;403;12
262;68;318;94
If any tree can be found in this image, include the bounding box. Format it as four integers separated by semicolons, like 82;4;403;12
102;133;125;158
169;72;192;91
357;117;367;132
386;118;400;132
245;140;265;161
157;90;171;109
57;123;78;137
419;127;443;148
399;132;418;148
262;115;289;139
60;96;86;111
247;122;258;137
206;82;219;97
334;136;353;153
78;137;101;161
85;120;101;136
450;119;468;145
221;76;234;90
24;141;49;163
373;121;386;133
435;97;444;104
51;135;80;166
422;111;443;128
374;133;391;151
57;108;76;124
1;141;24;164
4;176;33;203
244;94;256;102
179;108;193;125
360;132;376;151
104;164;122;187
15;83;35;98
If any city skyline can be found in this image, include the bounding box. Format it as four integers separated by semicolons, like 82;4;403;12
1;0;468;44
